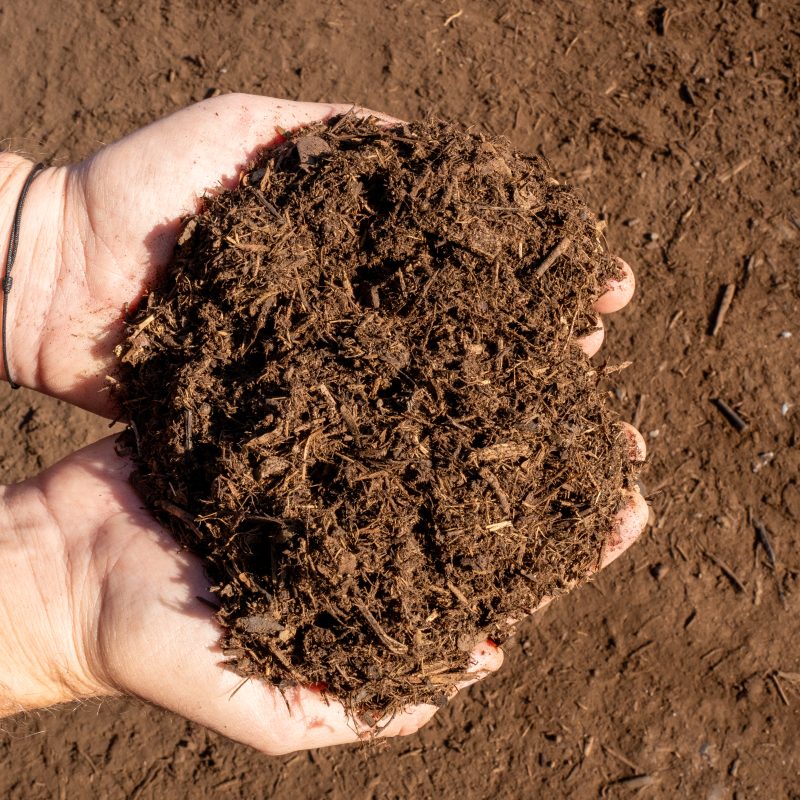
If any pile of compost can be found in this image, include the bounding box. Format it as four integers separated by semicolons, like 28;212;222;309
115;117;636;716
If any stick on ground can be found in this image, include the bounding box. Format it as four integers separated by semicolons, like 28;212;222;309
709;283;736;336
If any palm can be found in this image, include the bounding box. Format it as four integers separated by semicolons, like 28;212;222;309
33;435;642;751
35;437;458;751
41;96;354;415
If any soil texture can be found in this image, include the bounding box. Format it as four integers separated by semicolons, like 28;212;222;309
118;118;632;714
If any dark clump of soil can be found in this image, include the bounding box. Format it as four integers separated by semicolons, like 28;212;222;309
115;117;636;716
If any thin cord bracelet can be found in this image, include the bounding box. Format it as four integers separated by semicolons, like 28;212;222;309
2;162;45;390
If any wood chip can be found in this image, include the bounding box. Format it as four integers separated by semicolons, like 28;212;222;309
711;398;748;432
534;237;572;278
709;283;736;336
703;550;746;593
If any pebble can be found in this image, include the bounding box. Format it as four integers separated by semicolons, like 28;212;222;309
751;451;775;473
650;562;669;580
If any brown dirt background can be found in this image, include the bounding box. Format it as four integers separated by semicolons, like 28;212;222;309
1;0;798;797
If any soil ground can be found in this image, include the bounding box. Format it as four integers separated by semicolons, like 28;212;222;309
1;1;798;797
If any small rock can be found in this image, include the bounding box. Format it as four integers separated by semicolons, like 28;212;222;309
249;167;266;185
295;134;332;170
751;451;775;473
650;562;669;580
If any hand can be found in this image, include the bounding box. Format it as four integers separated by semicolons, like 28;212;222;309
0;433;643;753
0;437;505;751
2;96;384;414
2;92;634;415
0;94;648;752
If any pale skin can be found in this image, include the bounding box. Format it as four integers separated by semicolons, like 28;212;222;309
0;94;649;753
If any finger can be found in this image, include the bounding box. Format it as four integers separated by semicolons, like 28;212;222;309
600;489;649;569
577;258;635;355
594;258;635;314
466;638;505;676
620;421;647;462
514;487;648;627
577;315;604;356
374;638;505;738
596;422;649;569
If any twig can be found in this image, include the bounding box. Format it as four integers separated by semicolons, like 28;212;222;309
157;499;201;536
632;394;646;430
602;743;642;773
703;550;746;593
718;158;753;183
753;517;787;606
128;419;141;455
184;409;193;451
534;237;572;278
228;675;251;700
480;468;511;515
352;597;409;655
564;32;581;56
130;763;164;800
75;746;99;776
130;313;156;337
753;519;777;569
291;260;309;311
317;383;339;416
770;672;790;706
710;283;736;336
447;580;471;607
712;398;748;432
606;775;659;790
668;309;684;330
265;640;305;681
743;253;757;285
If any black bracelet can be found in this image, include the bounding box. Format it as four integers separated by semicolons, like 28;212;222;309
2;162;44;390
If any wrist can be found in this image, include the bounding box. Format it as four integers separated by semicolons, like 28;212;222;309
0;482;116;716
0;153;67;394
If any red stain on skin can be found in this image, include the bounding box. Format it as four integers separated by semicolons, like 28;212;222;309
272;125;289;145
305;717;335;732
606;529;624;550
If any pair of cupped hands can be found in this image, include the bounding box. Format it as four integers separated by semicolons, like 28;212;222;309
0;94;648;753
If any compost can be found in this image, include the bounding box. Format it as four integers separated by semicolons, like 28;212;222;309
116;117;636;715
